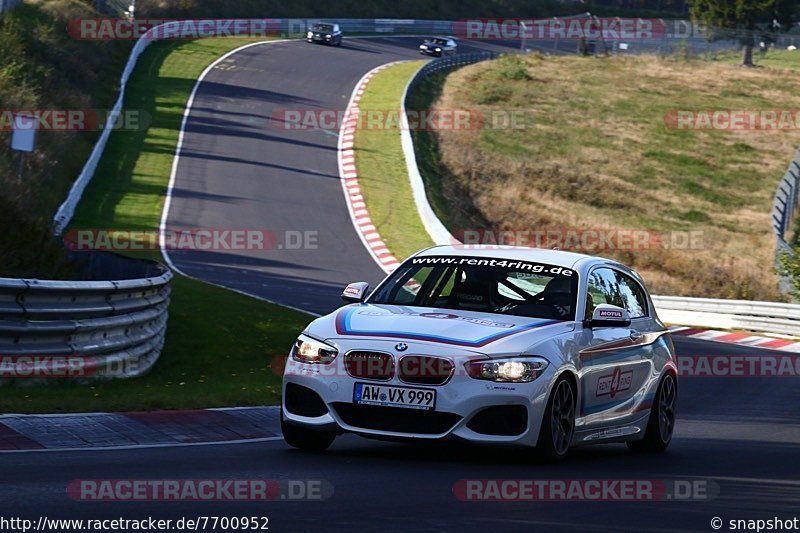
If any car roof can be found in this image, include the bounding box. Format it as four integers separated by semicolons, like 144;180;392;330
413;245;614;271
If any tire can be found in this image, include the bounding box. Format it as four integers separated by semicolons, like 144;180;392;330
627;373;676;453
281;412;336;451
535;375;576;462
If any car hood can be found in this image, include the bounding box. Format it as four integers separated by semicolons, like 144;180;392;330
307;303;574;356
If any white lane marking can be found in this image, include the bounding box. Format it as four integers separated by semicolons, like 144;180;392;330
0;436;285;455
0;406;285;454
736;335;778;345
0;406;279;419
157;39;318;318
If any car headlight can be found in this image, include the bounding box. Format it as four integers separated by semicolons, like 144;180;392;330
465;357;548;383
307;31;313;38
420;44;427;49
291;334;338;364
326;34;331;38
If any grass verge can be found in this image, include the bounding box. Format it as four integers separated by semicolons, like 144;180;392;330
354;61;435;260
713;48;800;70
0;0;131;278
416;52;800;300
2;38;310;413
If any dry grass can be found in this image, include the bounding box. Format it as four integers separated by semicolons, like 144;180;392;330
427;53;800;300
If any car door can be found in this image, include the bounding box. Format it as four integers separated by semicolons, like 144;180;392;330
577;267;653;428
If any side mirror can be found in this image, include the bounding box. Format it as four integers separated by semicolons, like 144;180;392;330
342;282;370;303
584;304;631;328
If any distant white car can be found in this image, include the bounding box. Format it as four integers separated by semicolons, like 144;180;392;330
281;246;677;461
419;36;457;56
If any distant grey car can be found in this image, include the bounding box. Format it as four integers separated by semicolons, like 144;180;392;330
281;246;678;461
419;36;457;56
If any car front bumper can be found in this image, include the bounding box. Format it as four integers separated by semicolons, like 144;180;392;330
308;35;333;43
282;353;555;447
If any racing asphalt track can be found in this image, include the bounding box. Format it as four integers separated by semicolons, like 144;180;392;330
1;37;798;532
162;36;527;314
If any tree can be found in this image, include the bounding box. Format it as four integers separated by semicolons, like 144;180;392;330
689;0;799;66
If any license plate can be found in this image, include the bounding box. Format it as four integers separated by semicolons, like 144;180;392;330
353;383;436;410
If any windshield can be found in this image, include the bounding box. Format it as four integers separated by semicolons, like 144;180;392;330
369;255;578;321
428;38;447;45
312;24;334;32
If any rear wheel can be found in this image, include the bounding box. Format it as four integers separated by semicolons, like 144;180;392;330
281;412;336;451
536;375;575;461
627;374;676;453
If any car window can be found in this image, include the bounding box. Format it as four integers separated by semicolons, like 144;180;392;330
369;256;578;321
585;267;648;319
585;268;623;319
615;272;648;318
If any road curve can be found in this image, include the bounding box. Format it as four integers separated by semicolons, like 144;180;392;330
33;35;792;531
162;36;520;314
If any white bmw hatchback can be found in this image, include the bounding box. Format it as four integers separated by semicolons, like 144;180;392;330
281;245;677;460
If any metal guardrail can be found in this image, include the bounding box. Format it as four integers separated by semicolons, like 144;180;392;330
401;52;501;247
0;256;172;382
772;150;800;290
653;295;800;337
413;51;501;78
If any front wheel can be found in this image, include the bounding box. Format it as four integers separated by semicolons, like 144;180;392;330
536;375;575;462
281;413;336;451
627;373;676;453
